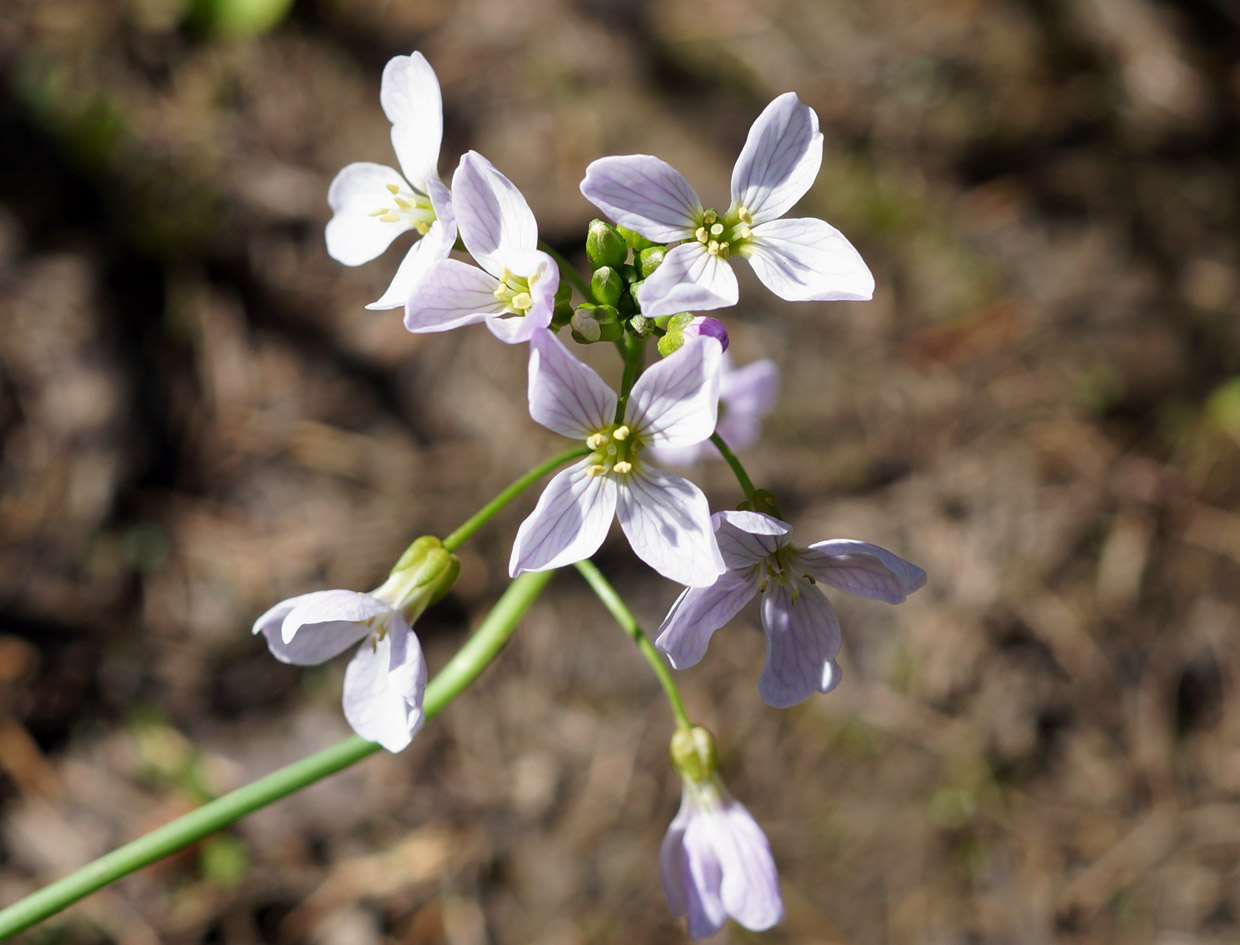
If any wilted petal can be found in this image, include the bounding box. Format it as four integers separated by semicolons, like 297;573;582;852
660;796;693;920
627;336;721;448
744;217;874;302
682;814;728;939
510;461;619;575
637;242;739;318
382;52;443;192
656;569;759;669
717;358;780;451
453;151;538;276
528;329;617;438
342;633;424;752
757;583;841;708
713;798;784;931
713;510;790;570
404;258;503;334
730;92;822;225
580;155;702;242
802;540;927;604
616;467;724;587
325;163;413;266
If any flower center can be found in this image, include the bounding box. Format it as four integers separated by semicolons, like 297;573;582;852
493;267;539;315
693;207;754;259
756;545;816;602
583;423;645;478
369;183;436;235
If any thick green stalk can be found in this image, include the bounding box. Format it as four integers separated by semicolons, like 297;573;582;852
573;559;691;730
614;333;646;424
0;570;556;939
443;447;589;552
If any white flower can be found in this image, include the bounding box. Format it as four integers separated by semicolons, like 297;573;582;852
405;152;558;345
509;330;726;586
325;52;457;311
580;93;873;317
656;511;926;707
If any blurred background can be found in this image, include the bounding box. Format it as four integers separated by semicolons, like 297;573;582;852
2;0;1239;942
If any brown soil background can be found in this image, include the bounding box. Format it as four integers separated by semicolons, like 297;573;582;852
2;0;1240;942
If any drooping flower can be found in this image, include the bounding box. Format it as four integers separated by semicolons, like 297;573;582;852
325;52;457;310
662;726;783;939
509;330;726;586
253;538;458;752
650;352;780;467
656;511;926;707
405;151;558;345
580;92;874;318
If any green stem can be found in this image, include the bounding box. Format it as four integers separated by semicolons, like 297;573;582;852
710;433;758;500
614;333;646;424
573;559;691;730
539;240;592;302
443;446;590;552
0;570;556;938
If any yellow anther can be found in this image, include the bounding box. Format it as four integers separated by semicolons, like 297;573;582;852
394;196;414;210
386;183;401;194
586;464;608;477
414;221;430;235
736;224;752;241
587;432;606;449
710;222;724;237
790;587;801;604
510;292;532;311
493;283;509;300
613;461;633;474
695;226;708;243
613;425;630;440
380;212;401;223
758;579;768;592
708;240;721;255
370;208;390;217
499;267;513;284
737;206;753;225
703;209;718;224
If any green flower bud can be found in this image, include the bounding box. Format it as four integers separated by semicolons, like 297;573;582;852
619;263;641;284
550;300;574;331
656;312;694;357
570;304;623;344
586;219;627;270
374;536;461;623
617;225;655;253
554;280;573;305
638;245;666;278
628;314;651;336
737;488;782;519
670;726;718;783
591;266;624;307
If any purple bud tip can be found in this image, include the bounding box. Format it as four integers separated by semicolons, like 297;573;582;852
684;316;729;352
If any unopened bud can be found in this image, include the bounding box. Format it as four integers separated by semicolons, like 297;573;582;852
638;245;665;278
586;219;627;270
617;225;655;252
550;300;574;331
657;314;729;357
570;304;623;344
554;280;573;305
591;266;623;307
670;726;718;783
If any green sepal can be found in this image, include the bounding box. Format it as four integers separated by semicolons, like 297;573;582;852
670;726;718;784
737;489;782;518
656;312;695;357
375;536;461;623
551;300;574;331
638;245;666;278
617;226;655;252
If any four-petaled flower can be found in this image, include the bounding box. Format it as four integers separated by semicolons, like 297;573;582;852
661;776;784;939
253;588;427;752
657;511;926;708
580;92;874;318
406;151;558;344
510;329;727;586
325;52;457;311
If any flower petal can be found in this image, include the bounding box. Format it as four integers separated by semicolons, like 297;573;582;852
627;336;721;448
381;52;443;192
453;151;538;276
404;258;504;334
757;583;842;708
483;248;558;345
730;92;822;225
713;798;784;931
342;632;424;752
325;163;413;266
716;358;780;451
580;155;702;242
660;793;694;920
509;461;619;575
713;510;790;569
528;329;617;438
655;569;759;669
253;590;381;665
743;217;874;301
682;805;728;938
616;467;724;586
637;242;739;319
371;177;458;310
801;540;927;603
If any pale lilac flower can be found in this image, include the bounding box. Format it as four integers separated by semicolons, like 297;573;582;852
656;511;926;708
650;353;780;467
405;152;558;345
325;52;457;310
509;330;726;586
580;92;874;318
661;778;783;938
253;588;427;752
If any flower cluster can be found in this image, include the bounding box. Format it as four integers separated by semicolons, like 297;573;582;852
254;50;927;940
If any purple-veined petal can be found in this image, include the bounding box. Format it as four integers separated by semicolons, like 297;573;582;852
743;217;874;302
637;242;739;318
655;569;760;669
253;590;382;666
382;52;443;192
616;467;724;586
404;258;504;334
712;798;784;931
660;793;694;920
627;336;721;449
509;461;619;575
729;92;823;225
325;163;414;266
801;540;927;604
342;634;424;752
453;151;538;275
646;441;705;468
717;358;780;451
757;583;842;708
370;176;458;310
385;620;428;712
682;805;728;938
713;510;790;570
483;247;558;345
580;155;702;242
528;329;617;438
